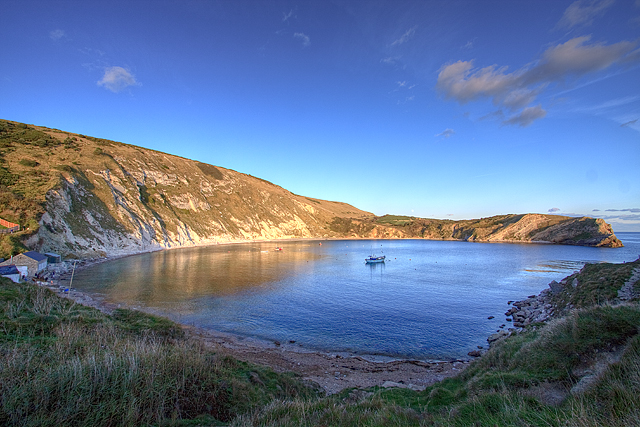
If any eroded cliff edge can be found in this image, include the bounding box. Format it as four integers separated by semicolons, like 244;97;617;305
0;120;622;258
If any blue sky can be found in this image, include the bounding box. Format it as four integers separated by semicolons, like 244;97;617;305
1;0;639;231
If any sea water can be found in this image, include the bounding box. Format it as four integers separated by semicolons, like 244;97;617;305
72;233;640;360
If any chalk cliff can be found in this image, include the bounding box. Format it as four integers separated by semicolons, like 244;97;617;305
0;119;623;258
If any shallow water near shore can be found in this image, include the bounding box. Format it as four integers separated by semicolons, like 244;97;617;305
73;233;640;360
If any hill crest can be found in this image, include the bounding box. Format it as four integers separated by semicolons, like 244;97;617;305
0;119;622;258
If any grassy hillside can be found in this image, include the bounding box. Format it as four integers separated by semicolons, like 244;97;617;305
0;119;622;260
0;277;321;426
2;259;638;426
0;119;374;258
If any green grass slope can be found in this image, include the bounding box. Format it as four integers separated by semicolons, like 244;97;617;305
2;259;638;426
0;278;321;426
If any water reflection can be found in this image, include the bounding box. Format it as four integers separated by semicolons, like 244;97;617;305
75;242;323;304
73;234;640;360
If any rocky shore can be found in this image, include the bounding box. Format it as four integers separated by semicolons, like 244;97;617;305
477;259;640;355
479;281;563;353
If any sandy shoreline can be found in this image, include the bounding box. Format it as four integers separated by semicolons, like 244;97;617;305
35;243;471;395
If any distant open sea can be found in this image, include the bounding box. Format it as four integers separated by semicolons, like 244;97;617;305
73;233;640;360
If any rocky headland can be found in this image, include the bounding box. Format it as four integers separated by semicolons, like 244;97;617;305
480;257;640;353
0;119;623;260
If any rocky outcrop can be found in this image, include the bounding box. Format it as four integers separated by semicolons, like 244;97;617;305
504;292;556;328
397;214;623;248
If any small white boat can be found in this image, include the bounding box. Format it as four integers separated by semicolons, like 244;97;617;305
365;255;385;263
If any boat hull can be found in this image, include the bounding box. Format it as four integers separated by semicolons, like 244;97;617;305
365;256;385;263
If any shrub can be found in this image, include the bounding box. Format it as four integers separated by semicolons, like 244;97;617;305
18;159;39;167
53;165;73;172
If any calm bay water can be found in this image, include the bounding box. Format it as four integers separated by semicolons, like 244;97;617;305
73;233;640;360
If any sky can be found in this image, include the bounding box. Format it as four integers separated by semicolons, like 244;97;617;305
1;0;639;231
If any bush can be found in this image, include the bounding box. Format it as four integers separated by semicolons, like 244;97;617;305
18;159;39;167
53;165;73;172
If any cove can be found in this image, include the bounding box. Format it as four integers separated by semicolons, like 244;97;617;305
72;233;640;360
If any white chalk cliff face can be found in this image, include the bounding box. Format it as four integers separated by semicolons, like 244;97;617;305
1;120;620;258
30;148;372;257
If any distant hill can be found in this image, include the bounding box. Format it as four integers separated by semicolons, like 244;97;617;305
0;119;622;258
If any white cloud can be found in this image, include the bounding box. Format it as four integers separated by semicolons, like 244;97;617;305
49;29;65;41
436;36;638;126
294;32;310;47
548;207;561;213
435;128;455;138
558;0;615;29
390;26;417;47
97;66;139;93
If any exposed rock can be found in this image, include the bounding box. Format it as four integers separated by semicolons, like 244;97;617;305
617;266;640;301
380;381;425;391
487;330;509;344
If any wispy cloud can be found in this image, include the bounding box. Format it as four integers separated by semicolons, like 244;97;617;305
282;9;294;23
557;0;615;29
397;95;415;105
390;26;417;47
436;36;639;126
572;96;640;114
97;66;139;93
294;32;310;47
503;105;548;127
49;29;65;41
548;207;561;213
621;118;638;127
605;208;640;213
462;38;476;50
435;128;455;138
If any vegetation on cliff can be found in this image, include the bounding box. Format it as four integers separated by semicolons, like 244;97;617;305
371;213;623;247
0;119;623;260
